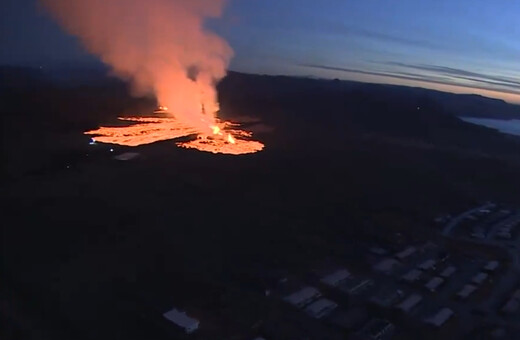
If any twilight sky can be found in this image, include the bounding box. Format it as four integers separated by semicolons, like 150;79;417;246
1;0;519;103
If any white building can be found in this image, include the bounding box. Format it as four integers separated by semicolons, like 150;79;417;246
483;261;500;272
163;308;199;334
425;277;444;292
439;266;457;278
401;269;422;283
457;284;477;299
284;286;321;308
424;308;454;327
396;294;422;313
472;272;489;285
320;269;351;287
373;258;401;274
418;259;436;271
395;246;417;260
304;298;338;319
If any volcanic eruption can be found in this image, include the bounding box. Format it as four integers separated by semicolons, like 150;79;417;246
41;0;264;154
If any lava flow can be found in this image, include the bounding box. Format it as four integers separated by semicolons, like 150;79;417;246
85;115;264;155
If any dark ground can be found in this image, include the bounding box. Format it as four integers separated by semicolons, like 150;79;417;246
2;68;520;339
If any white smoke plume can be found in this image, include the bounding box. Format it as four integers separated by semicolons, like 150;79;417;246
40;0;233;132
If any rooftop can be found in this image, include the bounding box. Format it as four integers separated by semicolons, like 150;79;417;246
439;266;457;278
284;286;321;307
304;298;338;319
424;307;454;327
163;308;199;334
396;293;422;313
320;269;350;287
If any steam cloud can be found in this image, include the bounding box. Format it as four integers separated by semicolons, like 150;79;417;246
41;0;233;132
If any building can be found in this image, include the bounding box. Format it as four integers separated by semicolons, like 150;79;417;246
424;277;444;292
439;266;457;278
500;288;520;314
395;246;417;260
369;289;404;309
283;286;321;308
401;269;422;283
354;318;395;340
456;284;477;300
472;272;489;285
424;308;454;327
304;298;338;319
163;308;199;334
483;261;500;272
501;299;519;314
329;307;368;330
373;258;401;274
418;259;436;271
340;278;374;297
396;293;422;314
320;269;351;287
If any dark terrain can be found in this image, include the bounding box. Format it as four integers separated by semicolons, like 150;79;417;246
2;67;520;339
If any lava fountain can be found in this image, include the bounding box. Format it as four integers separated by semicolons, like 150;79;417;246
41;0;264;155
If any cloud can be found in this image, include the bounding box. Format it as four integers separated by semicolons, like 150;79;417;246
387;62;520;88
300;63;520;96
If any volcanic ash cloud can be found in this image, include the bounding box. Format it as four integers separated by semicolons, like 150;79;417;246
41;0;233;133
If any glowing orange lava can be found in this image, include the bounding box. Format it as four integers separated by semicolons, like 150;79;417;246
85;116;264;154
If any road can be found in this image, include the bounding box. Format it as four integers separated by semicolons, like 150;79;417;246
442;203;494;236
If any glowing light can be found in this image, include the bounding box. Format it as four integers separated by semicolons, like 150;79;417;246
212;125;222;135
85;115;264;155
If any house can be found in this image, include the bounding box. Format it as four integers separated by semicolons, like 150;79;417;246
501;299;519;314
396;294;422;314
283;286;321;308
483;261;500;272
395;246;417;260
439;266;457;278
425;277;444;292
304;298;338;319
320;269;351;287
163;308;199;334
354;318;395;340
424;308;454;327
401;269;422;283
456;284;477;299
340;278;374;297
373;258;401;274
472;272;489;285
418;259;436;271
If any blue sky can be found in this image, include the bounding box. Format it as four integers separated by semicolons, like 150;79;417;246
2;0;519;102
